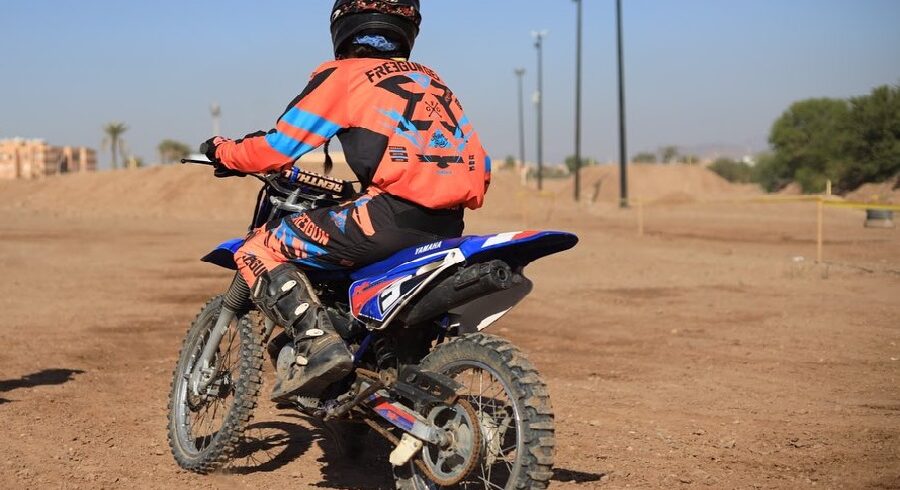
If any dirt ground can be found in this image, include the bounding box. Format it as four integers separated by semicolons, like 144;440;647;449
0;166;897;489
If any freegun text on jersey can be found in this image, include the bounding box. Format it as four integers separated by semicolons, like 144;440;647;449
365;61;439;84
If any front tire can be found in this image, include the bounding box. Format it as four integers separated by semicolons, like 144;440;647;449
407;333;555;489
167;296;263;473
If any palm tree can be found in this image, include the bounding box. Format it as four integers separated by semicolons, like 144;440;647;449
157;139;191;164
102;122;128;170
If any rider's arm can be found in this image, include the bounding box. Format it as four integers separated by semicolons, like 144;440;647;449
215;65;349;173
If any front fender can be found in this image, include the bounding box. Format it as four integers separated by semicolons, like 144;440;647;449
201;238;244;270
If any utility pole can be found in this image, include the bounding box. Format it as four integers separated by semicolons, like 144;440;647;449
616;0;629;208
532;30;547;191
573;0;583;202
211;103;221;136
514;68;527;171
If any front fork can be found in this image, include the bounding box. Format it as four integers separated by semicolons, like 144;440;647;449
190;307;236;396
190;272;274;397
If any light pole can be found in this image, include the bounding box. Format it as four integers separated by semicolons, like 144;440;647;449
573;0;583;202
514;68;527;171
211;102;222;136
616;0;629;208
532;30;547;191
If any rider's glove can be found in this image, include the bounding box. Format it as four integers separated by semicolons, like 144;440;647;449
213;164;245;179
200;136;245;178
200;136;230;162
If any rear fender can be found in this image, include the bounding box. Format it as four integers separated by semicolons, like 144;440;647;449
449;273;533;334
458;231;578;267
350;231;577;330
201;238;244;270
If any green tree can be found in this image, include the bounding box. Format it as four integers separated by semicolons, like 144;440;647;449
660;145;679;164
768;98;850;192
502;155;517;170
632;152;657;164
709;157;753;183
839;84;900;191
564;155;599;173
102;122;128;170
752;152;790;192
158;139;192;164
677;154;700;165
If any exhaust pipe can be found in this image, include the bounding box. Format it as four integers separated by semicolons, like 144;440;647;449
402;260;519;325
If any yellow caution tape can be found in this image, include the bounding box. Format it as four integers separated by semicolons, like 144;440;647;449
748;195;824;203
822;200;900;211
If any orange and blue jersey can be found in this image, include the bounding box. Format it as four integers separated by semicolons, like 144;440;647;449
215;58;491;210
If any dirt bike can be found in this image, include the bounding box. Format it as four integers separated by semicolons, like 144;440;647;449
166;159;578;489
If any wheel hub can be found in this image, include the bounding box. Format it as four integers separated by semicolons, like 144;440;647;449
418;398;483;486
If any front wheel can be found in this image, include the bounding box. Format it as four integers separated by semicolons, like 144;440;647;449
402;333;555;489
166;296;264;473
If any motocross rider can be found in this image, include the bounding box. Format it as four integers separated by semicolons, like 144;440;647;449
201;0;491;402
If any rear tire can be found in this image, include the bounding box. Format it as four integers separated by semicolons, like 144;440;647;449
404;333;555;489
167;296;264;473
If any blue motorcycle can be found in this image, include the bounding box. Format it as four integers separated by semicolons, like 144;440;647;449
166;161;577;489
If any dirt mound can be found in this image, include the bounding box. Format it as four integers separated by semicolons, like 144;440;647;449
777;182;804;195
542;164;761;203
845;176;900;203
0;164;261;220
0;157;534;222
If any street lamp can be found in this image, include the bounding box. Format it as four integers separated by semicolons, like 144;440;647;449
573;0;583;202
514;68;527;173
616;0;629;208
532;30;547;191
211;102;222;136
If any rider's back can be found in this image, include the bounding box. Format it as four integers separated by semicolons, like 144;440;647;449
283;57;490;211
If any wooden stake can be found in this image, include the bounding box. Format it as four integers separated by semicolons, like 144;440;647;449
637;198;644;237
825;179;832;196
816;198;824;262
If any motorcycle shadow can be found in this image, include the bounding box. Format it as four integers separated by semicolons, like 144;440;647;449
313;417;396;489
227;412;395;488
227;419;315;475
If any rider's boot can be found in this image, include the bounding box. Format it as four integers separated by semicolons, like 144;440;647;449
251;264;354;402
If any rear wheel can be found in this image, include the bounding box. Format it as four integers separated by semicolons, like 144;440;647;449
167;296;263;473
401;333;555;489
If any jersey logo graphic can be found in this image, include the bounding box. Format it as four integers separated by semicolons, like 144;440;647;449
377;74;477;173
425;100;442;118
417;154;464;169
388;146;409;163
429;130;450;149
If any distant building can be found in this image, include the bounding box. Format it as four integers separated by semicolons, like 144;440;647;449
0;138;97;180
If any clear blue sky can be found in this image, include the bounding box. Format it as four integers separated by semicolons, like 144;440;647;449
1;0;898;169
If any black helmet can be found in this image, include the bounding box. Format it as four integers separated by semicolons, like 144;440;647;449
330;0;421;58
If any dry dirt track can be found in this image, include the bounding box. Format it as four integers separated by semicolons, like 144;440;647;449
0;166;898;489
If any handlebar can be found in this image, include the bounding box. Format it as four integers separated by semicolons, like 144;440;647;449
179;158;356;200
181;158;216;166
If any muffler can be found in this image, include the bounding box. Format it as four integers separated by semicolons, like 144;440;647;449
402;260;519;325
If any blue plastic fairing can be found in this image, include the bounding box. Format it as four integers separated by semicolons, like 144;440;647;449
347;231;578;323
349;231;578;281
201;237;244;270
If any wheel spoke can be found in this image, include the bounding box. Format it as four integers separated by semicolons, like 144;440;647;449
432;363;523;489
